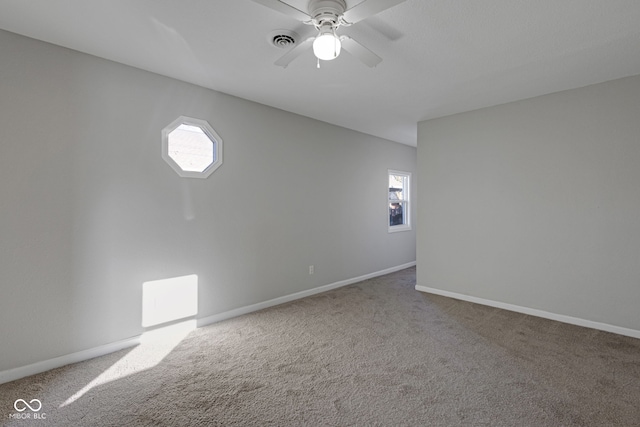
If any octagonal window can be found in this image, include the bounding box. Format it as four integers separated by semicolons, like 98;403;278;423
162;116;223;178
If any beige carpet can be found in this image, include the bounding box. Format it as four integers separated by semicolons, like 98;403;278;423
1;267;639;426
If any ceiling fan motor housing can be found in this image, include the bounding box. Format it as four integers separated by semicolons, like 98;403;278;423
309;0;346;27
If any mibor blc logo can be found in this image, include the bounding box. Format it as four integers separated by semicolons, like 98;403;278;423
9;398;46;420
14;399;42;412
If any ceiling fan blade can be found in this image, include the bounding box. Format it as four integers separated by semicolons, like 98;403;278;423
274;37;315;68
339;36;382;67
251;0;310;22
342;0;406;24
361;16;404;41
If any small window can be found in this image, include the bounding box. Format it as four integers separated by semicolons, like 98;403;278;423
162;116;223;178
388;170;411;232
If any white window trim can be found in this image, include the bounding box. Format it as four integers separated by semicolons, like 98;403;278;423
161;116;223;179
388;169;411;233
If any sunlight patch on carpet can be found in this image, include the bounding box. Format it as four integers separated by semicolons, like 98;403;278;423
60;320;195;408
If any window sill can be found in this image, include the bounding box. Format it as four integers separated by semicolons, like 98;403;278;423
388;225;412;233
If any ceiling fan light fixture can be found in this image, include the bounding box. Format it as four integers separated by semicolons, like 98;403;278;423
313;28;341;60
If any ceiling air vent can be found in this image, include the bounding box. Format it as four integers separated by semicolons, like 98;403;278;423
268;29;299;48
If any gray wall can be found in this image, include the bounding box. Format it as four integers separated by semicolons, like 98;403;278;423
0;29;416;372
417;74;640;332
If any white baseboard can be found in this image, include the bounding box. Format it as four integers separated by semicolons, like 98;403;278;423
0;335;142;385
197;262;416;327
415;285;640;340
0;262;416;385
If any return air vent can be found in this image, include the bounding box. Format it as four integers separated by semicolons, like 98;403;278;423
268;29;299;48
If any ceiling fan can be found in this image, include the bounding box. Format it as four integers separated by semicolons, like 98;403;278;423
252;0;406;68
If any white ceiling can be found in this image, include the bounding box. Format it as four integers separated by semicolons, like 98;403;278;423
1;0;640;146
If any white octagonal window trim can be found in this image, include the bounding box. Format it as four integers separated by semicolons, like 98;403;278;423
162;116;223;178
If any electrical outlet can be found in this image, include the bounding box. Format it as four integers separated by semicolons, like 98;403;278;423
309;265;314;275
